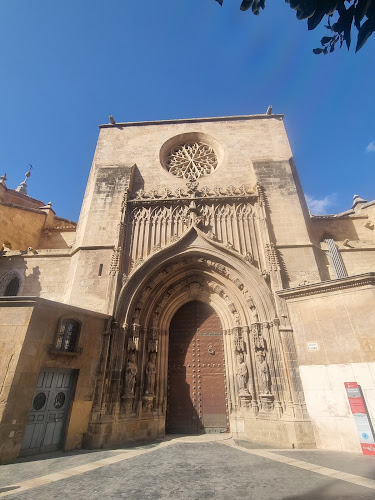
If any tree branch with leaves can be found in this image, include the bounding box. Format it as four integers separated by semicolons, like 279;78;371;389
215;0;375;53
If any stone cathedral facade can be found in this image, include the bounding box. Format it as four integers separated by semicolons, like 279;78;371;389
1;114;375;464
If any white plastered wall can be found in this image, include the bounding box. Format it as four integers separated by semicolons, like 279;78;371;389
300;362;375;452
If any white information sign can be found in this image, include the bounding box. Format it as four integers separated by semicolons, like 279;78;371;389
307;342;319;351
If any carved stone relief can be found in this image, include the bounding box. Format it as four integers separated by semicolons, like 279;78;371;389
131;183;255;201
109;247;121;276
126;182;262;272
265;243;280;271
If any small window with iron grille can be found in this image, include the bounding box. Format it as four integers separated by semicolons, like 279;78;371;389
55;319;81;352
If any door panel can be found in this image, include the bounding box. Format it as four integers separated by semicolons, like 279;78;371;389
167;301;228;434
199;333;227;431
20;369;74;455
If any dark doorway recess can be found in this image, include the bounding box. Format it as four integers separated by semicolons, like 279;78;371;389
166;300;228;434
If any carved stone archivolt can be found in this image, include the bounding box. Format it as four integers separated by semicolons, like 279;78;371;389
123;255;272;335
119;257;279;415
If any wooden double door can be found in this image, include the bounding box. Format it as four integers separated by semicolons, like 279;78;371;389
167;301;228;434
20;369;74;456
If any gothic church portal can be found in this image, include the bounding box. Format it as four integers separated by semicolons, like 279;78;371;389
1;114;375;463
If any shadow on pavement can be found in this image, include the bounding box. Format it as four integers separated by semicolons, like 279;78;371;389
15;448;103;464
0;486;20;493
282;480;374;499
234;438;279;449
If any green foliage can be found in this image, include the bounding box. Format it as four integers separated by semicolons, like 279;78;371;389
215;0;375;53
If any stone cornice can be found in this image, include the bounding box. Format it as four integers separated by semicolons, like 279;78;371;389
99;114;284;129
0;296;111;318
276;243;314;249
277;272;375;300
1;245;115;258
1;201;48;216
45;226;76;232
1;249;72;257
70;245;115;256
311;213;368;220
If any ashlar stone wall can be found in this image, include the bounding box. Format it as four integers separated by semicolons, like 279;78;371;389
0;253;71;302
0;204;46;251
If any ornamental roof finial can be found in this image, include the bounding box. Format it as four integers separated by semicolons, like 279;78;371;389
15;164;33;195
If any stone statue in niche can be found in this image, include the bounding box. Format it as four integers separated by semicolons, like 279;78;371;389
124;352;138;396
145;352;157;395
236;351;250;395
250;306;259;323
256;351;271;394
133;307;141;322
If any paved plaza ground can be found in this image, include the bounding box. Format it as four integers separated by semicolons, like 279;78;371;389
1;435;375;499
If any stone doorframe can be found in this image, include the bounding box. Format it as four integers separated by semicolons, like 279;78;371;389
87;228;314;450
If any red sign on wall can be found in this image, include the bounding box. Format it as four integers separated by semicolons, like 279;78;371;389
345;382;375;456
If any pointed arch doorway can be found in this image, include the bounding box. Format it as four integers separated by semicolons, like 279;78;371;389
166;300;229;434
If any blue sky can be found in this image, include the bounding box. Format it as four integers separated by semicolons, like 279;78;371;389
1;0;374;221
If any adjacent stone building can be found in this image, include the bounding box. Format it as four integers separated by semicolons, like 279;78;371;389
1;113;374;464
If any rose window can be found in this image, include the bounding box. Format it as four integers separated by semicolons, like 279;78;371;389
165;142;218;179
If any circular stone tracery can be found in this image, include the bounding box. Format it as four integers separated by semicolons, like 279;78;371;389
165;142;218;179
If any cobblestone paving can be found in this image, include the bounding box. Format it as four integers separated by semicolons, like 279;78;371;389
1;438;375;499
277;449;375;481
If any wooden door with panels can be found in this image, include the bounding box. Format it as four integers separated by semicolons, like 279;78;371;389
167;301;228;434
20;369;74;455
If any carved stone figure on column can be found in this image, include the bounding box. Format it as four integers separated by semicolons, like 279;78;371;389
236;351;249;395
256;351;271;394
145;352;157;395
124;352;137;396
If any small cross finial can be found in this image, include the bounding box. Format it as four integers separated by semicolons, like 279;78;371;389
0;173;7;183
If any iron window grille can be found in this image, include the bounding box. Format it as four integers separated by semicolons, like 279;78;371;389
55;319;81;353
